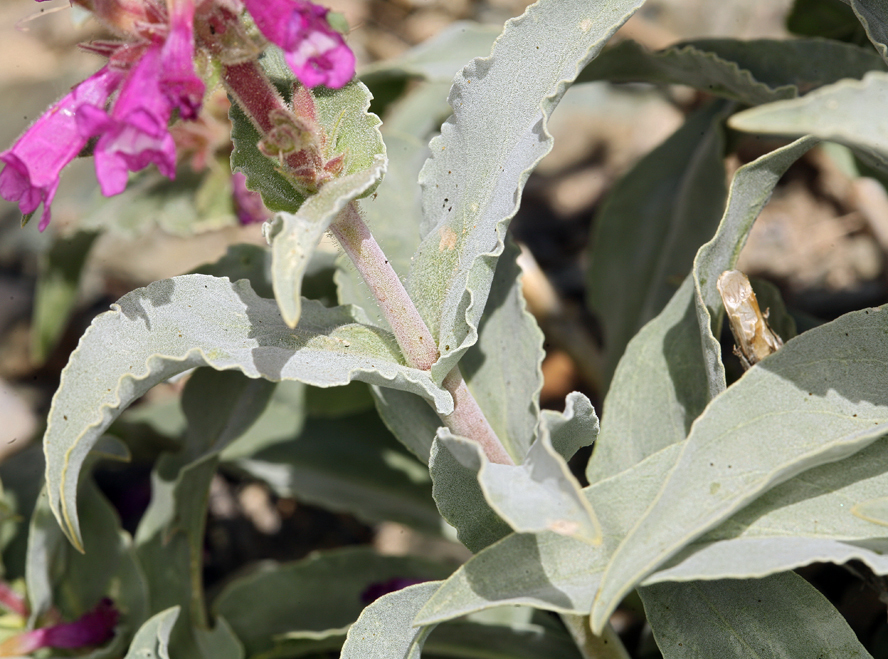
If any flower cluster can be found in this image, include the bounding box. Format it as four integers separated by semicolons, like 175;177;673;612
0;0;355;231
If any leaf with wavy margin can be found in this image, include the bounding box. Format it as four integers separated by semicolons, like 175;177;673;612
341;582;441;659
408;0;645;383
578;38;884;105
729;72;888;169
43;274;450;550
591;305;888;633
123;607;180;659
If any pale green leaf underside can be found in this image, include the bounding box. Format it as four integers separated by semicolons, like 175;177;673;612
585;276;709;484
44;274;450;550
539;391;599;462
641;573;872;659
266;155;386;328
437;429;601;546
409;0;645;383
578;38;885;105
123;607;180;659
341;582;441;659
420;400;888;626
591;305;888;632
729;72;888;168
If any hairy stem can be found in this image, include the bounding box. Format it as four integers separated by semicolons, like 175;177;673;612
561;615;631;659
331;202;514;465
331;202;437;370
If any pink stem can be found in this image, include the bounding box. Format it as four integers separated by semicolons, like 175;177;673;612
331;203;514;465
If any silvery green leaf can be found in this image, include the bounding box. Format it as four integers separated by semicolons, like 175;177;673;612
123;607;180;659
340;582;441;659
417;444;685;625
591;305;888;633
213;548;452;658
585;277;709;484
416;532;602;624
228;409;441;532
539;392;599;462
360;22;501;85
408;0;645;384
646;437;888;582
640;573;872;658
577;39;885;105
587;136;816;483
435;428;601;546
230;53;385;214
586;101;729;383
460;237;544;462
691;137;818;397
850;0;888;63
43;274;450;550
729;72;888;168
265;156;386;328
429;432;512;553
31;230;99;365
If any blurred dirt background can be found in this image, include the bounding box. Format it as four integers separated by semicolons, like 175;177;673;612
2;0;888;655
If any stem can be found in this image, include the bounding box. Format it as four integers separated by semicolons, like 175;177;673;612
331;203;514;465
442;367;514;465
331;203;438;371
561;615;631;659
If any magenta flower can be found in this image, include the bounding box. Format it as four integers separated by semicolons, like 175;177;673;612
244;0;355;88
78;45;178;196
0;598;118;656
161;0;206;120
0;67;122;231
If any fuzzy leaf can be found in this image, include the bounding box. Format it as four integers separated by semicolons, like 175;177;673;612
435;427;600;546
408;0;645;383
586;101;729;383
640;573;872;658
578;38;885;104
851;0;888;63
43;274;450;551
340;582;441;659
123;607;180;659
585;276;709;484
539;392;599;463
729;72;888;168
265;156;386;328
591;305;888;632
691;137;818;397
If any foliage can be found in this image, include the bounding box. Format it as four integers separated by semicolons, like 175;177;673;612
3;0;888;657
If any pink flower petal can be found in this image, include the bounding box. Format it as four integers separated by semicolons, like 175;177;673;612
244;0;355;89
161;0;205;119
0;598;118;655
0;66;122;230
